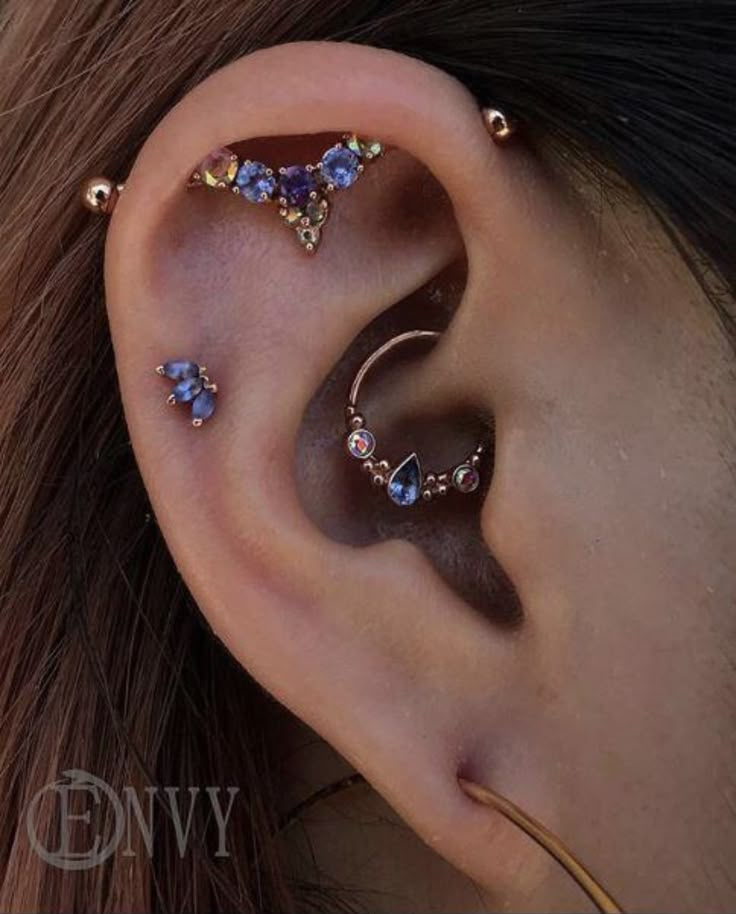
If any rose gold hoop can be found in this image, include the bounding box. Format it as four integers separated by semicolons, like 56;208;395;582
344;330;486;507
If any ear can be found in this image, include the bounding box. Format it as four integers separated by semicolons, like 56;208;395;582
103;39;697;904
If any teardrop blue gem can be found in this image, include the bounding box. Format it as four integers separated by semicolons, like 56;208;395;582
172;376;204;403
161;360;199;381
387;453;423;507
191;388;216;423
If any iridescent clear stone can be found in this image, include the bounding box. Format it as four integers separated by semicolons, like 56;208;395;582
197;148;238;188
347;429;376;460
320;146;360;189
235;161;276;203
453;464;480;493
296;225;321;251
283;206;304;226
346;134;384;160
387;454;423;506
305;198;329;226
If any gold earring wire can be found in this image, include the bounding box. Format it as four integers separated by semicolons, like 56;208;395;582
278;771;624;912
459;778;624;913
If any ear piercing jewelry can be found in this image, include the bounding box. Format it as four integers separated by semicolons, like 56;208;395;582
81;105;515;237
156;359;218;426
460;779;623;913
345;330;485;507
481;107;517;143
189;133;384;253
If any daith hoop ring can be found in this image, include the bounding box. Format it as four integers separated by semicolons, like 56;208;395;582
344;330;486;507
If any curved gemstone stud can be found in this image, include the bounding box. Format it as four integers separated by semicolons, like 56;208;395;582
157;360;218;427
189;135;382;254
387;454;423;507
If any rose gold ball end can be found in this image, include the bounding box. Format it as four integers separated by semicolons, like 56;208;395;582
481;108;517;144
81;176;120;215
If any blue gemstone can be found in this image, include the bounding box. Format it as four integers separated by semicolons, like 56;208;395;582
191;388;216;423
278;166;317;206
387;454;423;507
235;161;276;203
172;376;204;403
161;360;199;381
320;146;360;189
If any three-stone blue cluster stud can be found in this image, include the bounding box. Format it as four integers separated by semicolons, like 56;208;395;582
156;360;218;427
189;134;384;254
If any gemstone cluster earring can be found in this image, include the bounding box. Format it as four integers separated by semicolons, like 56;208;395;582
189;134;384;253
345;330;486;507
156;360;218;426
80;105;516;235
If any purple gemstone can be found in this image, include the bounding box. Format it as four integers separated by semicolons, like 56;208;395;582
161;360;199;381
172;376;204;403
278;166;317;206
191;388;217;423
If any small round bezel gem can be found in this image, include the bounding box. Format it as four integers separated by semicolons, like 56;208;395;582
347;429;376;460
452;464;480;493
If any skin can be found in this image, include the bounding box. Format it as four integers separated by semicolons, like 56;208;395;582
104;42;736;912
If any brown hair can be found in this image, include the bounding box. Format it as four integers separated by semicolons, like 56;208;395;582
0;1;733;911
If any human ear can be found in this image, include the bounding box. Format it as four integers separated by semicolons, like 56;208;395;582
103;38;730;910
103;40;542;895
